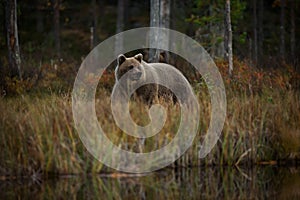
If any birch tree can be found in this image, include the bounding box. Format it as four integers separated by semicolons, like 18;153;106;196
90;0;98;49
149;0;160;62
115;0;124;56
149;0;170;63
5;0;22;79
225;0;233;76
159;0;170;62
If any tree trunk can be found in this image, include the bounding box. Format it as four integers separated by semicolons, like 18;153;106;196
149;0;160;62
258;0;264;65
290;0;295;66
209;4;216;58
36;5;44;33
90;26;95;50
115;0;124;56
91;0;98;49
280;0;285;59
159;0;170;63
248;38;252;65
210;2;225;59
53;0;61;58
5;0;22;79
225;0;233;76
149;0;170;63
253;0;258;65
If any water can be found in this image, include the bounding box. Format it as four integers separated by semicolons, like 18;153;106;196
0;167;299;199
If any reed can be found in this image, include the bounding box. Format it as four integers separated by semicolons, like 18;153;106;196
0;81;299;176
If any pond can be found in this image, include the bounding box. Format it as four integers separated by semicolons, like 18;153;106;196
1;166;299;199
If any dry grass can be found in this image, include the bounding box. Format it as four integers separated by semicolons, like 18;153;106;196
0;82;299;176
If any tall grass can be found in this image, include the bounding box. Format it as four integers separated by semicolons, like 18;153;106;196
0;94;103;176
0;83;299;176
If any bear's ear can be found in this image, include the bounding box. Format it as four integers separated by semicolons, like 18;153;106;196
117;54;126;66
134;53;143;63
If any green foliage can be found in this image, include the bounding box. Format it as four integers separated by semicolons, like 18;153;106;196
187;0;247;54
191;0;246;25
238;31;247;44
231;0;247;25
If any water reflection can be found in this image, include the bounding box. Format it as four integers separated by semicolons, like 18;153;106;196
0;167;299;199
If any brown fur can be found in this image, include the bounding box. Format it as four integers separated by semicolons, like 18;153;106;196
115;54;175;105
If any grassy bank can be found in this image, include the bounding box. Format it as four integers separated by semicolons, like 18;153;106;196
0;88;299;176
0;60;299;176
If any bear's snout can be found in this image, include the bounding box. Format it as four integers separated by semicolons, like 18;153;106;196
130;71;142;81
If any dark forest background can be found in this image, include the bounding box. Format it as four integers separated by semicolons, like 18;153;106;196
0;0;299;95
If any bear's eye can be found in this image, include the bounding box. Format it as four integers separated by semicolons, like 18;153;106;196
128;66;134;70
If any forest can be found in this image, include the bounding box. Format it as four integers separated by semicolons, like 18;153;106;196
0;0;299;199
0;0;299;91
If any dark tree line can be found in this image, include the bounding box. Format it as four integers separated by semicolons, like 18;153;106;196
0;0;299;82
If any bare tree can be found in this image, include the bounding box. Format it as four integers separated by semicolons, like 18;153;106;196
210;1;225;58
258;0;264;65
290;0;295;65
90;0;98;49
115;0;124;56
52;0;61;58
149;0;170;63
159;0;170;62
5;0;22;79
36;2;44;33
253;0;258;64
160;2;170;30
225;0;233;76
280;0;285;59
149;0;160;62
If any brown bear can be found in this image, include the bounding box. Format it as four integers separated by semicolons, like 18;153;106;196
114;53;191;105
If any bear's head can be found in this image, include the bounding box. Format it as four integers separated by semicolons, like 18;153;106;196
115;53;145;82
